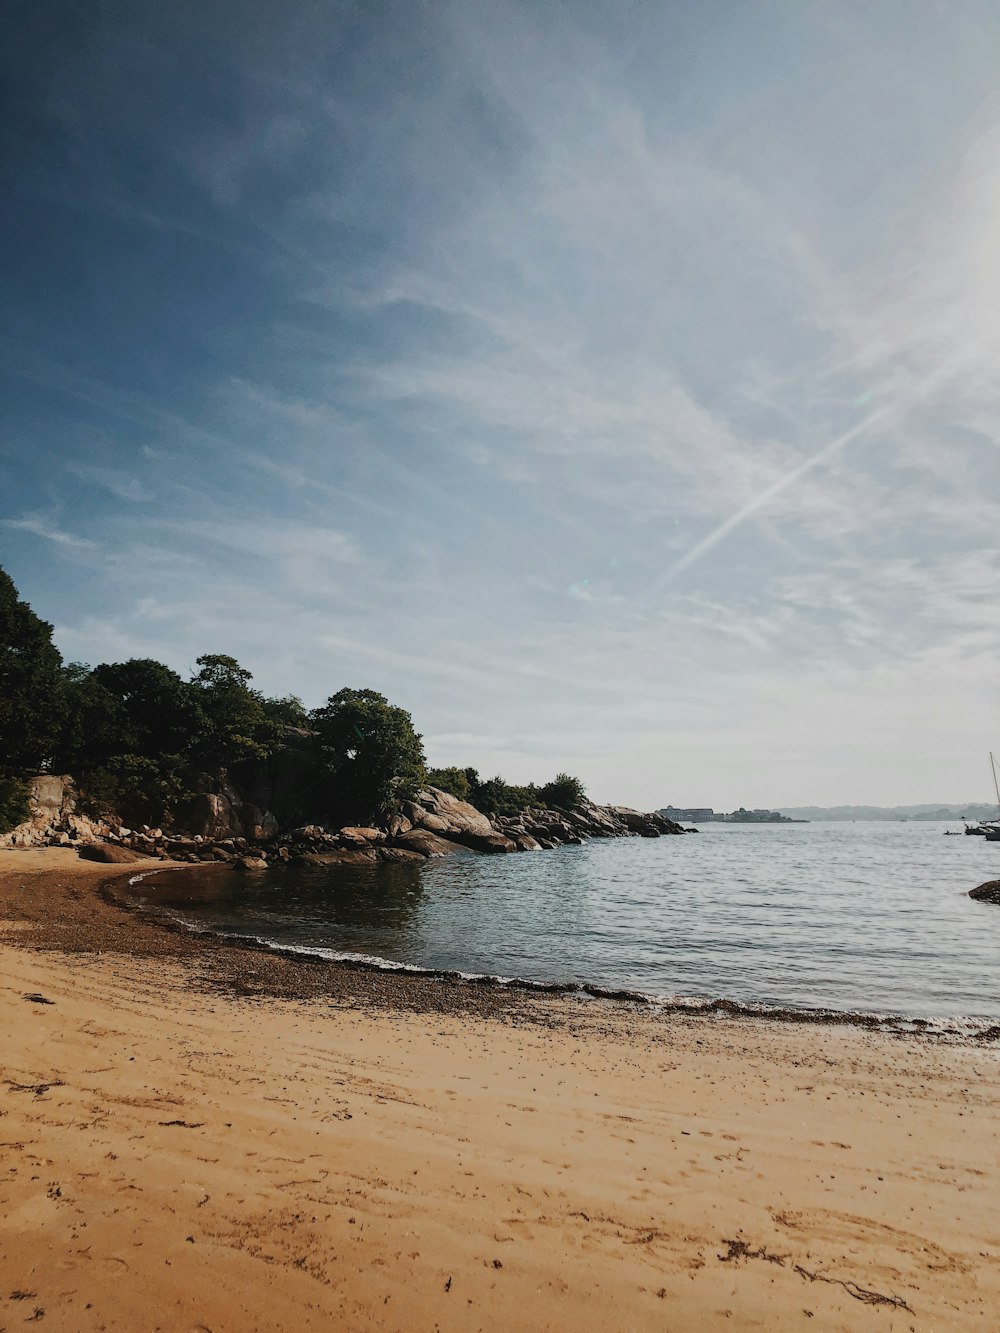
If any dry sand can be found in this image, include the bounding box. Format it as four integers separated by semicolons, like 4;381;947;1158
1;849;999;1331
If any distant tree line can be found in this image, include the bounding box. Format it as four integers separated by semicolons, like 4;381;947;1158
0;567;586;833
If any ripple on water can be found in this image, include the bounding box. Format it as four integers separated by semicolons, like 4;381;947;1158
128;822;1000;1023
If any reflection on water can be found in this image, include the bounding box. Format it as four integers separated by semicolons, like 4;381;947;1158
133;822;1000;1019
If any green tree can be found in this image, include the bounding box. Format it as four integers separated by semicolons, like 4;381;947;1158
0;567;65;775
262;694;310;730
80;753;192;827
91;658;203;761
0;775;31;834
54;663;129;773
310;688;425;822
425;766;471;801
538;773;587;810
190;653;270;765
468;775;540;818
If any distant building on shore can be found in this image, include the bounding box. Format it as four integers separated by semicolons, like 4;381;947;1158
659;805;802;824
659;806;717;822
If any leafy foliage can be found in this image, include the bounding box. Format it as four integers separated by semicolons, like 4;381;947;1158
538;772;587;810
54;663;129;773
0;568;65;775
0;566;588;833
78;754;193;827
425;766;472;801
90;658;203;761
310;688;426;822
460;769;587;816
190;653;271;765
261;694;310;729
0;775;30;834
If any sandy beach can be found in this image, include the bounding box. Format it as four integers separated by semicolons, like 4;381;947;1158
1;850;999;1330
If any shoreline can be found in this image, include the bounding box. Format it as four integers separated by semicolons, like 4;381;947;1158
3;849;1000;1329
115;858;1000;1041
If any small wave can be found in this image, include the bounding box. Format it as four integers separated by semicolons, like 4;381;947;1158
130;907;997;1041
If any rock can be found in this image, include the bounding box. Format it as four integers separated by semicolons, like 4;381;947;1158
411;787;494;838
511;833;542;852
338;826;385;845
384;813;413;838
296;848;379;866
414;811;453;835
378;846;427;865
292;825;330;842
970;880;1000;905
235;856;268;872
451;829;517;854
179;792;234;840
0;775;81;849
392;829;464;858
78;844;157;864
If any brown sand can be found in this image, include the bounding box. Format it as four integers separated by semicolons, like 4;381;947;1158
1;849;998;1330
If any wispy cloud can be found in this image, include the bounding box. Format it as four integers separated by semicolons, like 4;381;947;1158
4;0;1000;804
69;463;153;503
2;515;97;551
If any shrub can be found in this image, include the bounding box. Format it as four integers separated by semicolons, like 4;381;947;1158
0;776;30;834
425;766;471;801
538;773;587;810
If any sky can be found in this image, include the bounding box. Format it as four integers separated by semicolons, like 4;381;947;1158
2;0;999;809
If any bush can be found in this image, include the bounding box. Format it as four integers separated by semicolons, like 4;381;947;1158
538;773;587;810
79;755;193;827
425;766;471;801
0;776;30;834
310;688;426;822
467;775;540;818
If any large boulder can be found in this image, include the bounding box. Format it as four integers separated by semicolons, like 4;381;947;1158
339;826;385;845
970;880;1000;905
79;844;157;865
393;828;464;858
178;787;280;843
378;846;427;865
410;787;494;839
296;848;378;867
451;829;518;854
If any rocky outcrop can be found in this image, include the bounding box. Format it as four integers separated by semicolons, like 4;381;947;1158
491;798;686;848
970;880;1000;905
1;773;688;871
178;772;280;844
404;789;494;839
375;787;688;860
393;828;466;858
0;775;113;850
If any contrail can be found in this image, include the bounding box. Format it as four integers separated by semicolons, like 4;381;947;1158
652;358;959;592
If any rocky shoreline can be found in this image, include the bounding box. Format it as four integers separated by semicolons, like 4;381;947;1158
1;775;688;870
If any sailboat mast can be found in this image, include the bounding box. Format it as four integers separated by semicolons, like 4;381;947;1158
992;752;1000;813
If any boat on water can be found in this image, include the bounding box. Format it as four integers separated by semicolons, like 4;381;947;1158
964;752;1000;837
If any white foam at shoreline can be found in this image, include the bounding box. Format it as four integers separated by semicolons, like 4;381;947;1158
132;901;996;1040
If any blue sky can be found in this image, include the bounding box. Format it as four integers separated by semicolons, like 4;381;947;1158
2;0;999;807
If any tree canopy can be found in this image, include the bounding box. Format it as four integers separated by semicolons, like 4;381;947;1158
0;568;64;775
310;688;426;822
0;565;587;831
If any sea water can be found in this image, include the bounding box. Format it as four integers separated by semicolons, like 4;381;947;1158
131;821;1000;1022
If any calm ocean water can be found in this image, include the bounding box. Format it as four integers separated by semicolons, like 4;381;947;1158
133;821;1000;1021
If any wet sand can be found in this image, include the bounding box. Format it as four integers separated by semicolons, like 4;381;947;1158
1;848;999;1330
